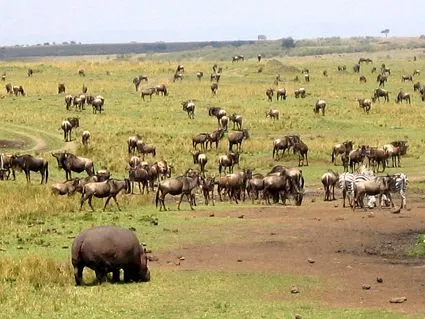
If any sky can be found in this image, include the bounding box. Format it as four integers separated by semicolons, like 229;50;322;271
0;0;422;46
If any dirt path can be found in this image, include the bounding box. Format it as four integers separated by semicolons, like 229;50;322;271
156;196;425;316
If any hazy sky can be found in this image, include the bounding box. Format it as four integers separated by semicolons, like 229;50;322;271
0;0;422;46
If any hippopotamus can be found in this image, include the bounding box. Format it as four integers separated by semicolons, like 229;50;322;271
71;226;150;285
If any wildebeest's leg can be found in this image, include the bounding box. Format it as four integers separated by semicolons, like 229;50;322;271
112;196;121;211
74;265;84;286
95;269;107;284
112;270;120;283
177;193;185;210
332;184;336;200
342;189;347;208
88;196;95;211
305;152;309;166
25;170;31;184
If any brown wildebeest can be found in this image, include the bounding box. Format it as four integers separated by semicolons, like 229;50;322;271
80;179;131;211
257;54;262;62
413;69;420;76
191;151;208;174
136;141;156;160
60;117;79;142
182;100;196;119
1;73;6;81
401;75;413;82
276;88;287;100
82;84;88;93
82;130;91;147
376;73;387;87
359;75;367;83
173;73;183;82
358;57;373;64
314;99;326;116
331;140;354;165
395;91;411;104
10;154;48;184
293;141;309;166
127;135;141;154
371;67;377;73
383;144;403;167
246;173;265;202
5;83;12;94
0;153;14;180
12;85;25;96
294;87;306;98
232;55;244;62
266;109;279;120
323;70;328;77
51;179;80;196
27;68;33;77
321;170;338;201
192;133;209;150
229;113;243;130
52;152;95;180
337;65;346;71
64;95;73;110
228;129;249;152
207;128;224;149
353;64;360;73
348;146;367;172
274;74;281;85
304;73;310;82
200;176;215;206
155;172;201;211
366;147;388;173
133;75;148;91
357;98;372;113
413;82;421;92
208;106;227;124
128;166;150;194
218;152;239;175
352;176;394;211
272;138;290;160
78;69;85;76
225;169;253;203
140;87;156;101
372;88;389;102
176;64;184;73
155;84;168;96
196;72;203;80
210;73;221;82
265;88;274;101
58;83;66;94
219;115;229;131
211;82;218;95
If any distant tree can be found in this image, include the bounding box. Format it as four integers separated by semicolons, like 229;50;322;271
70;41;76;45
258;34;267;41
381;29;390;38
62;41;69;45
281;37;295;49
43;42;50;46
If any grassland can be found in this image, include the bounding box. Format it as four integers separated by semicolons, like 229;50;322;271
0;48;424;318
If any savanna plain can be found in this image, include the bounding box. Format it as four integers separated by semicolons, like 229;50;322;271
0;48;425;319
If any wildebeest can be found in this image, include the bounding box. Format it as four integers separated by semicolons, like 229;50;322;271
51;179;80;196
353;64;360;73
128;166;150;194
196;71;203;80
372;88;389;102
78;69;85;76
293;140;309;166
127;135;141;154
357;98;372;113
358;58;373;64
396;91;411;104
348;146;367;172
173;73;183;82
140;87;156;101
61;117;79;142
27;68;33;77
191;151;208;174
136;141;156;160
12;85;25;96
225;169;253;204
155;172;201;211
323;70;328;77
401;75;413;82
207;129;225;149
57;83;66;94
413;69;420;76
321;170;338;201
331;140;354;165
266;109;279;120
210;73;221;82
82;130;91;147
218;152;239;175
200;176;215;206
71;226;150;285
5;83;12;94
211;82;219;95
52;152;95;180
366;147;388;173
91;96;104;114
133;74;148;91
337;65;346;71
383;144;403;167
304;73;310;82
265;88;274;101
176;64;185;73
232;55;244;62
371;67;377;73
82;84;88;93
10;154;49;184
376;73;387;87
352;176;394;211
208;106;227;124
359;75;367;83
272;138;290;160
182;100;196;119
192;133;209;150
0;153;14;180
219;115;229;131
276;88;287;101
80;179;131;211
228;129;249;152
413;82;421;92
294;88;306;98
246;173;265;202
229;113;243;130
314;99;326;116
155;84;168;96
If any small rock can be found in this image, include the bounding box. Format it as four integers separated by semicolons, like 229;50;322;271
290;287;300;294
311;198;316;203
270;232;277;235
390;297;407;303
209;213;215;217
172;229;179;233
150;220;158;226
238;215;244;219
335;217;345;221
307;258;315;264
129;227;136;231
334;205;339;208
295;315;303;319
368;212;375;218
61;245;68;249
376;277;383;283
67;235;75;239
237;259;243;262
178;256;185;261
17;246;23;250
362;284;371;290
175;261;181;266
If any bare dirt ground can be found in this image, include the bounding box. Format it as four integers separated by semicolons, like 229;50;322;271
156;194;425;317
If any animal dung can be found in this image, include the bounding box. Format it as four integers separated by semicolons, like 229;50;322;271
307;258;315;264
361;284;371;290
376;277;383;283
290;286;300;294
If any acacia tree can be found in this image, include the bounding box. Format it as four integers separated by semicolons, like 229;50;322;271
381;29;390;38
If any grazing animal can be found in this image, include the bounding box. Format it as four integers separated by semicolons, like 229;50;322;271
292;141;309;166
51;179;80;196
155;172;201;211
80;179;131;211
388;173;408;209
321;170;338;201
52;152;95;180
200;176;215;206
229;113;243;130
219;115;229;131
176;64;185;73
211;82;219;95
352;176;394;211
413;82;421;92
265;88;274;101
208;106;227;124
272;138;290;159
57;83;66;94
357;98;372;113
376;73;387;87
5;83;12;94
353;64;360;73
192;133;209;150
61;117;79;142
337;65;346;71
232;55;244;62
78;69;85;76
372;88;389;102
82;84;88;93
82;130;91;146
64;95;73;110
155;84;168;96
366;147;388;173
136;141;156;160
396;91;411;104
127;135;141;154
71;226;150;285
338;167;375;208
27;68;33;77
140;87;156;101
210;73;221;82
371;67;377;73
331;141;354;165
218;152;239;175
266;109;279;120
225;169;253;204
323;70;328;77
12;85;25;96
182;100;196;119
207;129;224;149
359;75;367;83
128;166;150;194
401;75;413;82
173;72;183;82
196;71;203;80
133;75;148;91
304;73;310;82
191;151;208;174
276;88;287;101
383;144;403;167
348;146;367;172
246;173;265;202
294;88;306;98
228;129;249;152
413;69;420;76
0;153;14;180
91;96;104;114
10;154;49;184
314;99;326;116
358;58;373;64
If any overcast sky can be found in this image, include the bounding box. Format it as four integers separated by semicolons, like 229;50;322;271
0;0;422;46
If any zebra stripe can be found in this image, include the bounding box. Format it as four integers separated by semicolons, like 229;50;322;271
339;170;376;207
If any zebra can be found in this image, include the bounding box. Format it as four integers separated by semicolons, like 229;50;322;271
338;166;375;208
368;173;408;209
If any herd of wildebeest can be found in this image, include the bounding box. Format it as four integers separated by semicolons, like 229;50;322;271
0;54;418;285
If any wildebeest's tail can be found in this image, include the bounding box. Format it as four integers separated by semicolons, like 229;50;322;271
45;161;49;184
331;149;335;163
